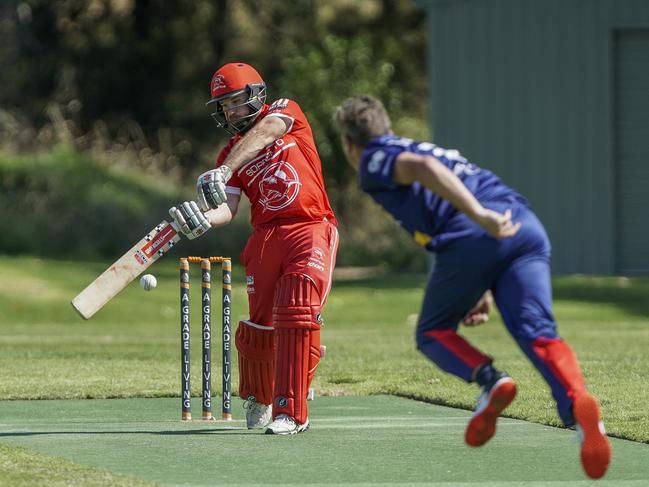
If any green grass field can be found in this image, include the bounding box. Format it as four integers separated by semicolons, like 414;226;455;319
0;255;648;485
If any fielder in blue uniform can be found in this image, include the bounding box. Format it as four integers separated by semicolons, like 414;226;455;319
334;95;611;479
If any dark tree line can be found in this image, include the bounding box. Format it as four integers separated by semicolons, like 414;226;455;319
2;1;426;170
0;0;430;268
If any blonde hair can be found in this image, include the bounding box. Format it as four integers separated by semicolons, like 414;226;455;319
333;95;391;147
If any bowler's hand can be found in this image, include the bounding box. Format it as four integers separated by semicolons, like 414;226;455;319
463;291;494;327
196;166;233;211
169;201;211;240
476;208;521;239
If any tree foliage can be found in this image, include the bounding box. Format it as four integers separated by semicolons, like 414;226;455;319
0;0;429;268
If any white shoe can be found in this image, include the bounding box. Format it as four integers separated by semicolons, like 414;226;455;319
264;414;309;435
243;397;272;429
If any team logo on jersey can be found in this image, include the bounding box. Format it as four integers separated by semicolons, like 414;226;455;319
258;162;301;211
307;246;326;272
312;247;324;261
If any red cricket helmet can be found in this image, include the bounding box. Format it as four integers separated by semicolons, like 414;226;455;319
206;62;267;134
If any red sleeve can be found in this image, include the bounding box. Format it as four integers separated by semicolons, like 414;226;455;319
265;99;308;136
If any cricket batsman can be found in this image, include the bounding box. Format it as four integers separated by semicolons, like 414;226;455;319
333;95;611;478
169;62;338;434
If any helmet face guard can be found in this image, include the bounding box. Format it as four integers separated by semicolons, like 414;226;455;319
206;83;266;135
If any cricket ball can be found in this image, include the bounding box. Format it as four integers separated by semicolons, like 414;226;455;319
140;274;157;291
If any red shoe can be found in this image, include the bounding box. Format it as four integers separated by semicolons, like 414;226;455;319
574;393;611;479
465;374;517;447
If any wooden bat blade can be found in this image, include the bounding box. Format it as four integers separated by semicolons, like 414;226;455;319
71;220;181;320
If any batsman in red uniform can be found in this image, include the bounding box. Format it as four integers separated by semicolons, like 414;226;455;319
169;62;338;435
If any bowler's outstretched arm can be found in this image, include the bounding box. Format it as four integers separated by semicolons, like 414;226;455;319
393;152;521;239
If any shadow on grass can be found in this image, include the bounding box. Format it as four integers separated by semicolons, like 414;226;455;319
0;429;251;437
389;391;647;443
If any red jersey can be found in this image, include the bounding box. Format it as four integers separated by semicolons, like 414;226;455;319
215;99;336;228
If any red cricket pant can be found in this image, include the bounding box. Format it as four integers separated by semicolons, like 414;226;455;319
240;219;338;325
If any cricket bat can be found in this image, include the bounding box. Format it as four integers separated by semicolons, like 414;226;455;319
71;220;181;319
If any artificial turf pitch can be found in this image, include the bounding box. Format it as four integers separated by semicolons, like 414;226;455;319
0;395;646;486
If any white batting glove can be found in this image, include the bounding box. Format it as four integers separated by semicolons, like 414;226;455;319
168;201;211;240
196;166;233;211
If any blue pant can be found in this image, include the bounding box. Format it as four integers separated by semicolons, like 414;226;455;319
416;204;578;425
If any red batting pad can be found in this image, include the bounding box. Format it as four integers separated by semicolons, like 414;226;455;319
273;327;320;424
272;274;322;424
235;321;275;405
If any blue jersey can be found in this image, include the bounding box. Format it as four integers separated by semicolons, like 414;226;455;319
359;135;528;251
